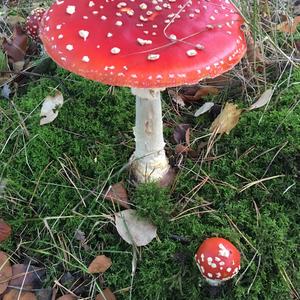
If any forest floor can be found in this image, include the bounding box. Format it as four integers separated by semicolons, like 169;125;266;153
0;1;299;299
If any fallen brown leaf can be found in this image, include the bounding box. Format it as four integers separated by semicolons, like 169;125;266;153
245;32;269;67
179;86;219;102
10;264;45;289
175;144;190;154
3;289;37;300
0;219;12;242
173;124;190;144
0;251;12;295
88;255;112;274
104;182;130;209
96;288;116;300
2;24;28;65
56;295;76;300
277;16;300;34
210;103;242;134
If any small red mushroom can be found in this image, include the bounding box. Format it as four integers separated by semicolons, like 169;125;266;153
25;8;46;41
195;237;241;286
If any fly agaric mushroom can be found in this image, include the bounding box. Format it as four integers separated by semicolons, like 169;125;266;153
25;8;46;41
195;237;241;286
39;0;247;183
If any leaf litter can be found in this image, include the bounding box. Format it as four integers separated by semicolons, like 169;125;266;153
87;255;112;274
40;91;64;125
115;209;157;246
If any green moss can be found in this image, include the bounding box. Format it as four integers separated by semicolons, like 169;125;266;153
0;67;299;299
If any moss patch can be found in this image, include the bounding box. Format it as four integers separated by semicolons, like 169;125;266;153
0;67;299;299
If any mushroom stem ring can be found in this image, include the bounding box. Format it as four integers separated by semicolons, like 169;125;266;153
130;88;170;182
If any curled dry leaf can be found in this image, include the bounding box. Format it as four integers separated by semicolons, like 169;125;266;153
210;103;242;135
115;209;157;247
249;88;273;111
10;264;45;289
88;255;112;274
56;295;77;300
0;251;12;295
96;288;116;300
3;290;37;300
0;219;12;242
40;91;64;125
104;182;130;209
277;16;300;34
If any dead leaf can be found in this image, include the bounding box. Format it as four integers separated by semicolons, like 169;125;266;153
173;124;190;144
1;84;12;99
210;103;242;134
74;229;90;251
104;182;130;209
35;288;53;300
56;295;76;300
277;16;300;34
249;89;273;111
96;288;116;300
175;144;190;154
168;89;185;107
87;255;112;274
0;251;12;295
244;29;265;62
0;219;12;242
2;24;28;64
3;289;37;300
115;209;157;246
194;102;215;117
10;264;45;289
179;86;219;102
40;91;64;125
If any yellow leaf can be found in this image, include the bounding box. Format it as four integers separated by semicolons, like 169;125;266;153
210;103;242;135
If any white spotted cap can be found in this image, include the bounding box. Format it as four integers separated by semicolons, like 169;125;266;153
40;0;247;88
195;237;241;284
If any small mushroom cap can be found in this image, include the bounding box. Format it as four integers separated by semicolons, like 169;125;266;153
25;8;47;41
195;237;241;282
40;0;247;88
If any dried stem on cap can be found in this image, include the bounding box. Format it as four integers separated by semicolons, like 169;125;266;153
39;0;247;183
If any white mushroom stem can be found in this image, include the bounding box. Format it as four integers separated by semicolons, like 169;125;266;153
130;88;170;183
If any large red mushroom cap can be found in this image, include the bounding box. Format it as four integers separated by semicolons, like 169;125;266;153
25;8;47;41
195;237;241;286
39;0;247;88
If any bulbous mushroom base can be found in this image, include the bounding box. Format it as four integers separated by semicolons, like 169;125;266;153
130;150;170;183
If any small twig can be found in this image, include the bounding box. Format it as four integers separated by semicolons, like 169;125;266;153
247;254;261;294
239;174;285;193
